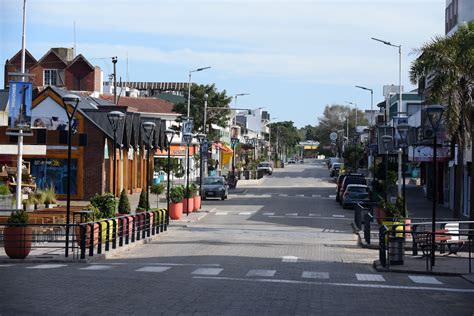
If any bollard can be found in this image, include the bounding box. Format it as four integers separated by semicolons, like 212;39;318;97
379;225;388;267
364;213;373;244
88;223;94;257
354;204;362;230
80;224;86;259
105;221;110;251
112;219;117;249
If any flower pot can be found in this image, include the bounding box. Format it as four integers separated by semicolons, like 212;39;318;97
374;207;385;224
169;202;183;219
75;223;99;248
3;226;33;259
183;198;194;213
193;195;201;210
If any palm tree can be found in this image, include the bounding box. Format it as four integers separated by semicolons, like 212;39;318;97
409;22;473;218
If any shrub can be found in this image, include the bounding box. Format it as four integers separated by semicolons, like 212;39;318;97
150;183;165;195
82;204;101;222
183;185;193;198
170;186;184;203
0;184;11;195
7;209;28;225
190;183;198;196
90;193;117;219
117;189;131;214
43;186;57;205
137;190;149;210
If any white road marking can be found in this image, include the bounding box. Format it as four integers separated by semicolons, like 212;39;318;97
309;213;321;217
329;195;336;198
208;208;217;213
0;264;14;267
282;256;298;263
332;215;345;218
356;274;385;282
285;213;298;216
279;194;288;197
149;263;220;266
215;212;228;215
296;194;305;197
193;276;474;293
262;212;275;216
135;266;171;273
192;268;223;276
80;265;113;271
312;195;321;198
239;212;252;215
27;264;67;269
302;271;329;279
269;215;351;220
408;276;442;285
246;269;276;277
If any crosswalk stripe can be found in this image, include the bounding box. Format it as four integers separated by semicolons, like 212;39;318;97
262;212;275;216
135;266;171;273
279;194;288;197
27;264;67;269
329;195;336;198
356;274;385;282
302;271;329;279
286;213;298;216
312;195;321;198
246;269;276;277
332;214;345;218
0;264;14;267
215;212;228;215
282;256;298;263
309;213;321;217
80;265;113;271
192;268;223;276
408;276;442;285
296;194;305;197
239;212;252;215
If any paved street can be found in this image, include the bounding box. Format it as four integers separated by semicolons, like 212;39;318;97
1;160;473;315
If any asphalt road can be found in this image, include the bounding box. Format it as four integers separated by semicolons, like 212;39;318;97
1;160;473;315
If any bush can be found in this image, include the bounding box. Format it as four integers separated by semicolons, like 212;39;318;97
82;204;101;222
43;186;57;205
117;189;131;214
190;183;198;196
150;183;165;195
170;186;184;203
0;185;11;195
7;209;28;225
90;193;117;219
137;190;148;210
183;185;193;198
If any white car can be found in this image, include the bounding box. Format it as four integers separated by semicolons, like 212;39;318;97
257;162;273;175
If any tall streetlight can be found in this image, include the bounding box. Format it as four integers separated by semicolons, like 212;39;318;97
233;93;249;125
182;132;193;216
61;93;81;258
107;111;125;198
425;104;444;267
142;121;156;213
397;123;410;217
382;135;393;202
345;101;358;129
164;129;175;225
372;37;403;197
196;133;206;203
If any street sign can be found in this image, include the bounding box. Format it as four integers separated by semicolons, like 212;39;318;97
329;132;338;141
181;119;193;134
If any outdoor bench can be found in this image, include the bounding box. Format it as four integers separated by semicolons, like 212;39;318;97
412;223;468;256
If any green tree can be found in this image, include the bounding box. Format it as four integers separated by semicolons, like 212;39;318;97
270;121;301;160
117;189;131;214
173;83;232;140
409;22;474;218
137;190;148;211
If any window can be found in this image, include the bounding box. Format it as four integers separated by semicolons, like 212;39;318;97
29;158;78;195
44;69;58;86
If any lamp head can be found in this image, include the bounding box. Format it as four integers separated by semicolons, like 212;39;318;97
62;94;80;106
142;121;156;136
182;132;193;145
196;133;206;142
382;135;393;151
165;129;175;143
425;104;444;131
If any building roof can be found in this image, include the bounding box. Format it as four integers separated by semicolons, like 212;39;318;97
156;93;186;104
100;95;176;114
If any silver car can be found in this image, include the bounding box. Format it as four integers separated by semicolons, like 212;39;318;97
341;184;371;209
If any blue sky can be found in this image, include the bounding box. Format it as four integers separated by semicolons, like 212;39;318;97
1;0;445;128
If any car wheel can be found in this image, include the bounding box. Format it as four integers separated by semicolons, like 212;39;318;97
221;196;225;200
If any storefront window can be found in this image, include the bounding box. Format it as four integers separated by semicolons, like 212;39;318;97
28;158;77;195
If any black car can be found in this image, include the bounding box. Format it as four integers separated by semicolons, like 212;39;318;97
202;176;228;200
337;174;367;204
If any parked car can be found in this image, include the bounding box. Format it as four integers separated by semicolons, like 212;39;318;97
288;159;296;164
341;184;371;209
335;174;347;203
337;173;366;204
202;176;228;200
327;157;340;169
330;163;341;177
257;162;273;175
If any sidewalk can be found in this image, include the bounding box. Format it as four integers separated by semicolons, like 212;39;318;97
354;185;473;278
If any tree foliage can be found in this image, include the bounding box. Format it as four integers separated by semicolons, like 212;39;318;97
269;121;301;151
173;83;232;139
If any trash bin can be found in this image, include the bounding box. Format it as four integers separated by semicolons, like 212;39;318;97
243;170;249;180
257;169;264;179
388;237;405;265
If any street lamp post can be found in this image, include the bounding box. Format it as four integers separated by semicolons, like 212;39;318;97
61;94;81;258
355;85;374;125
196;133;206;205
372;37;403;198
142;121;156;213
426;104;445;268
107;111;125;198
397;123;410;217
382;135;393;202
231;137;239;174
164;129;175;225
182;132;193;216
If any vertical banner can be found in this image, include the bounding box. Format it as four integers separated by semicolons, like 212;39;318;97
8;81;32;130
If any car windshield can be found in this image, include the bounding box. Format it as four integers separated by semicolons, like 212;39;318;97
203;178;224;185
259;163;270;167
347;187;368;193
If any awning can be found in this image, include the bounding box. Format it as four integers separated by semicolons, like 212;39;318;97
214;143;233;154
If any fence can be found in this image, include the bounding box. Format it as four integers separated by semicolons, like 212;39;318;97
0;209;167;260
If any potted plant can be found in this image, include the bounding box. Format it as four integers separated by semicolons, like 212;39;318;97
190;183;201;211
43;186;57;208
150;183;165;209
3;209;32;259
169;186;184;220
136;190;148;212
117;189;131;215
182;184;194;213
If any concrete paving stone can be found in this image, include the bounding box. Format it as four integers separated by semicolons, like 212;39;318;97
408;275;443;284
301;271;330;279
355;273;385;282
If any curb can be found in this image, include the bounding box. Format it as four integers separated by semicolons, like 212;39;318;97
372;259;464;277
